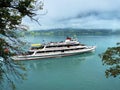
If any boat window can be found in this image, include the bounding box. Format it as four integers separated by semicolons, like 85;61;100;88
37;51;45;53
27;51;34;55
31;46;44;50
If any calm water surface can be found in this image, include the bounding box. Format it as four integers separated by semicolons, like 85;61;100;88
16;35;120;90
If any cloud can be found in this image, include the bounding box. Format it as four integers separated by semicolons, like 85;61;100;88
22;0;120;30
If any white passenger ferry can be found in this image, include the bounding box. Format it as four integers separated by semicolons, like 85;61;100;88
13;37;96;60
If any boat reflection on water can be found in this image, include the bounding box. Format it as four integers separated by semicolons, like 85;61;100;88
21;52;95;71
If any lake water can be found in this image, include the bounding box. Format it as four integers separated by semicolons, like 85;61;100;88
16;34;120;90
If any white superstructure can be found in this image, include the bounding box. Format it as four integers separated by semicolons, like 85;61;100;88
13;37;96;60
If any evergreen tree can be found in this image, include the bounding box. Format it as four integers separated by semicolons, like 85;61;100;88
0;0;43;90
101;43;120;78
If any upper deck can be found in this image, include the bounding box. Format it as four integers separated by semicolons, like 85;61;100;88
30;37;83;50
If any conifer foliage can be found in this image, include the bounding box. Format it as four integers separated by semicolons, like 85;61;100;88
0;0;43;90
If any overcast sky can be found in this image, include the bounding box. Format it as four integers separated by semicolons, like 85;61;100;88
22;0;120;30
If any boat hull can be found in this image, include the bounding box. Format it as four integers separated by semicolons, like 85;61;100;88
13;46;96;61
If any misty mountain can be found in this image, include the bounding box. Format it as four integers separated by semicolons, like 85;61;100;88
26;28;120;36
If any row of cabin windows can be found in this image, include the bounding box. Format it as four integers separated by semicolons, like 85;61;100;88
36;47;85;54
31;44;85;50
45;44;82;48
